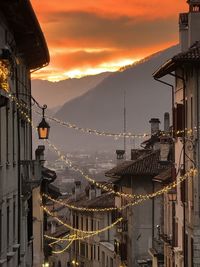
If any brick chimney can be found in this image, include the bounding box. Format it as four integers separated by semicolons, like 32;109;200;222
159;137;171;163
149;118;160;135
179;13;189;51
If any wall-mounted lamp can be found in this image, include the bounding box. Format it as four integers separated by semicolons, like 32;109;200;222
37;104;50;139
168;189;177;202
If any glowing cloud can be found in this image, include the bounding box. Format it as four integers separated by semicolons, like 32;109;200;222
31;0;188;81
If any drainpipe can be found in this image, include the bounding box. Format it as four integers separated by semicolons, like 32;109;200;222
154;78;175;163
154;78;174;127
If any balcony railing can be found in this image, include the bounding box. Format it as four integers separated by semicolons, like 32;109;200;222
20;160;42;199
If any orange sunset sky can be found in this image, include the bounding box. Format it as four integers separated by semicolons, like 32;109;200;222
31;0;188;81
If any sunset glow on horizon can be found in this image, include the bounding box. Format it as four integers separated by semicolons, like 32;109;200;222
30;0;188;81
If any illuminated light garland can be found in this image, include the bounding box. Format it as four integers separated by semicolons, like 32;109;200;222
51;238;74;254
45;139;196;200
49;234;72;247
33;108;150;139
42;193;118;212
41;168;195;214
7;93;197;202
8;92;198;139
42;204;123;234
43;169;194;244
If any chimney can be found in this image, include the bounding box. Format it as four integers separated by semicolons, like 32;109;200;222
116;150;125;165
74;181;81;200
89;184;96;200
159;137;171;163
179;13;189;51
149;118;160;135
164;112;170;133
35;145;45;162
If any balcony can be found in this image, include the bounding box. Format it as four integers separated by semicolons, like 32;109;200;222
21;160;42;199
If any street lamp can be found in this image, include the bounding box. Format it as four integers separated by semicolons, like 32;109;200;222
168;189;177;202
37;104;50;139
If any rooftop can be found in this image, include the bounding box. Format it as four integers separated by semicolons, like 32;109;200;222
0;0;49;69
69;192;115;210
153;41;200;79
105;149;170;179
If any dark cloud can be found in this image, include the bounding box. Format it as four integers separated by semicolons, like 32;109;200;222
46;11;178;49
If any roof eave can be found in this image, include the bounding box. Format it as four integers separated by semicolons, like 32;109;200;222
0;0;50;70
153;59;176;79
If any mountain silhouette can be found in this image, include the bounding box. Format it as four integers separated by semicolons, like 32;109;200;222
36;45;180;154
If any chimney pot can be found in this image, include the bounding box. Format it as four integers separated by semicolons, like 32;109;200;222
149;118;160;135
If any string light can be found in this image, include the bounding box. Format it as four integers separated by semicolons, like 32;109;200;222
45;139;196;200
42;168;195;214
51;238;74;254
42;193;118;212
33;108;150;139
42;204;123;234
7;93;197;201
7;98;197;203
8;92;197;139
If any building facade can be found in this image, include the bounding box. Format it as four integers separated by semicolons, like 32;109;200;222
106;118;173;267
153;1;200;266
0;1;49;267
68;183;119;267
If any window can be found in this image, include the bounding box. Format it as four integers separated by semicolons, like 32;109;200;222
191;237;194;267
81;217;83;230
94;245;96;260
191;96;193;131
173;104;184;137
86;218;88;231
13;201;16;242
97;246;100;261
90;245;93;260
0;109;1;164
80;242;85;257
86;243;88;259
91;219;93;231
0;209;2;255
110;258;113;267
76;215;79;229
73;214;75;228
7;205;9;251
12;103;16;164
6;105;9;164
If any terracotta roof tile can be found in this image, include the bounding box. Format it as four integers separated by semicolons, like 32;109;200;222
106;150;170;178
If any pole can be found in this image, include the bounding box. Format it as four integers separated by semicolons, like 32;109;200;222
124;90;126;158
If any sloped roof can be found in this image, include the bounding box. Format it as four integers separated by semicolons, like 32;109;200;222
0;0;49;69
153;168;172;183
70;192;115;210
153;41;200;78
105;150;169;178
